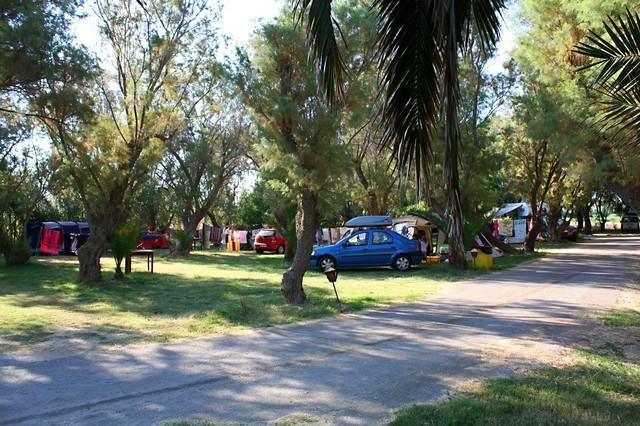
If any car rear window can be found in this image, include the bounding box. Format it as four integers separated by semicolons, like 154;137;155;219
258;230;276;237
372;231;393;245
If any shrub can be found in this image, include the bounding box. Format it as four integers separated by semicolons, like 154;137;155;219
108;222;142;280
0;238;32;266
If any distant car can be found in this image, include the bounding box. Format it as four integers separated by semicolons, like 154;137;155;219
254;229;287;254
308;229;421;271
621;214;640;233
137;232;169;249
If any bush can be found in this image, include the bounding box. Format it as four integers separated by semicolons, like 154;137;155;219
0;238;32;266
108;222;142;279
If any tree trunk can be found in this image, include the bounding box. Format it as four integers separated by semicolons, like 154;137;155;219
114;258;125;280
78;228;108;283
284;220;296;261
480;230;518;254
444;115;466;266
171;214;204;257
367;190;381;216
576;209;584;231
583;206;592;233
281;191;317;305
524;219;539;253
443;21;467;269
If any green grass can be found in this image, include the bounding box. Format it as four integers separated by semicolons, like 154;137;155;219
603;309;640;327
0;250;537;352
391;352;640;426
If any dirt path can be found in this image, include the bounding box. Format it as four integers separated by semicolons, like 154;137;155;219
1;235;638;425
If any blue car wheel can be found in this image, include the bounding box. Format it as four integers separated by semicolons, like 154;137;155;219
393;254;411;271
318;255;336;271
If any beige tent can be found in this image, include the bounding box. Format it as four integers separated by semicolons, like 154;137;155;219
392;214;438;252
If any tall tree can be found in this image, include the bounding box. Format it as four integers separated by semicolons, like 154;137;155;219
34;0;209;282
238;16;345;304
162;104;248;256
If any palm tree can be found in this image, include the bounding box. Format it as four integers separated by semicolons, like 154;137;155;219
293;0;506;267
575;9;640;148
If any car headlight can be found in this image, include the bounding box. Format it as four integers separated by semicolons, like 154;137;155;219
311;250;315;256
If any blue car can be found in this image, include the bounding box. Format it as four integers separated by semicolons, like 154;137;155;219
308;229;422;271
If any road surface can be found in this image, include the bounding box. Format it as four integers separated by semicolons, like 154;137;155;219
1;235;638;425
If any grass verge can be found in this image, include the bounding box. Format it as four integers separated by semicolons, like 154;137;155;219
1;250;538;352
603;309;640;327
391;351;640;426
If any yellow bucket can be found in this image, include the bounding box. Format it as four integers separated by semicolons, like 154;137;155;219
471;249;493;270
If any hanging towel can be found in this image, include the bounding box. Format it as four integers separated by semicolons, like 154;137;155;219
210;227;222;244
234;230;248;244
330;228;340;242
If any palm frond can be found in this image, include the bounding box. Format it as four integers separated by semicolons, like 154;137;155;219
575;8;640;93
373;0;504;180
597;84;640;147
472;0;505;50
292;0;346;104
373;0;440;177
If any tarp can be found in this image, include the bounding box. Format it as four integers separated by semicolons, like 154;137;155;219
392;215;433;228
494;202;532;218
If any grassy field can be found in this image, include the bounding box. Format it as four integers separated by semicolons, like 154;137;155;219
390;352;640;426
0;250;537;353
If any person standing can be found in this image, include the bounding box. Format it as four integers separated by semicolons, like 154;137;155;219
221;225;229;246
315;228;323;246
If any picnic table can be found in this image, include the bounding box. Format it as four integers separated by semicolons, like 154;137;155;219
125;249;154;274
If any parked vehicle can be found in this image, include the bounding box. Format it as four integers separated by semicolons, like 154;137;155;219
308;229;421;271
621;214;640;233
137;232;169;249
254;229;287;254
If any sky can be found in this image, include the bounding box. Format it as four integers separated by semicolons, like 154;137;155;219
72;0;517;72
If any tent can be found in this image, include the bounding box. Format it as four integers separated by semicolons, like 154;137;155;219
494;202;532;218
492;203;536;244
28;221;91;255
392;214;439;254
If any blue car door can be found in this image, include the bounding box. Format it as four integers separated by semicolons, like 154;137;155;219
369;231;396;265
338;231;370;266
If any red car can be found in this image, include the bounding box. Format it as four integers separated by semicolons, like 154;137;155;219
254;229;287;254
137;232;170;249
